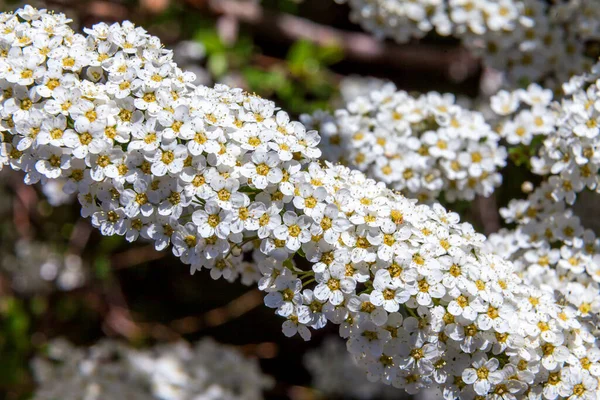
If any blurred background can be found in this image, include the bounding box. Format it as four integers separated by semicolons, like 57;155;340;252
0;0;495;398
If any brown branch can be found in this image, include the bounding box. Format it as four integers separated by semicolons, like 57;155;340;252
0;274;12;298
102;289;262;341
9;176;37;239
102;261;182;341
186;0;480;82
238;341;278;359
475;194;501;235
169;288;263;334
67;218;92;255
111;244;166;269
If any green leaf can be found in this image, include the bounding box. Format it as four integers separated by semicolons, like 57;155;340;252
94;256;111;281
317;44;344;65
194;28;224;54
30;296;48;316
208;53;229;77
287;40;317;73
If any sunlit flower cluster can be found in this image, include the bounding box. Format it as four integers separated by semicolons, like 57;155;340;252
335;0;600;88
32;337;273;400
491;83;555;146
2;6;600;398
302;82;506;203
486;76;600;329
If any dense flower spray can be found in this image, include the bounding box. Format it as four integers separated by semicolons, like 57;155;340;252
484;71;600;334
302;83;506;203
335;0;600;89
1;6;600;398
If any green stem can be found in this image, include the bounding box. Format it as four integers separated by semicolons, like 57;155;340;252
302;278;315;288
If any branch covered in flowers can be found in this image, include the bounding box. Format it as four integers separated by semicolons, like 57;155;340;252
336;0;600;89
1;6;599;398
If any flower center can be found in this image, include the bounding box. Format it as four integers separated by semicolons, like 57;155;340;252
383;288;396;300
50;128;64;140
85;110;97;122
184;235;197;248
161;150;175;165
97;155;111;167
327;279;340;291
476;366;489;380
208;214;220;227
410;348;424;360
256;163;270;176
288;224;301;237
143;92;156;103
107;210;119;223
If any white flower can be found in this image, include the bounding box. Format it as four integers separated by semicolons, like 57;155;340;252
158;105;189;140
462;353;504;396
91;207;127;236
281;306;312;340
192;201;232;239
120;179;154;218
347;293;388;327
241;151;283;190
35;146;70;179
412;270;446;307
292;183;327;217
179;118;221;155
347;320;391;357
48;44;88;72
37;114;70;147
370;270;410;312
313;263;354;306
272;211;311;252
397;341;440;376
70;99;106;133
310;203;351;245
150;140;188;176
6;51;45;86
44;86;80;115
562;367;598;400
263;269;302;317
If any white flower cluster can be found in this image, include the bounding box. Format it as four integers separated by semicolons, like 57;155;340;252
1;238;86;294
302;82;506;203
336;0;522;41
487;76;600;328
305;336;407;399
337;75;389;106
335;0;599;88
2;6;600;398
32;338;273;400
491;83;555;146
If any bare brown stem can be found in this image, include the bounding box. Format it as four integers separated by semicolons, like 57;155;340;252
475;194;501;235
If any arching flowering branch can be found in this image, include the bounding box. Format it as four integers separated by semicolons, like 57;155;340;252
302;83;506;203
335;0;600;89
1;6;599;398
